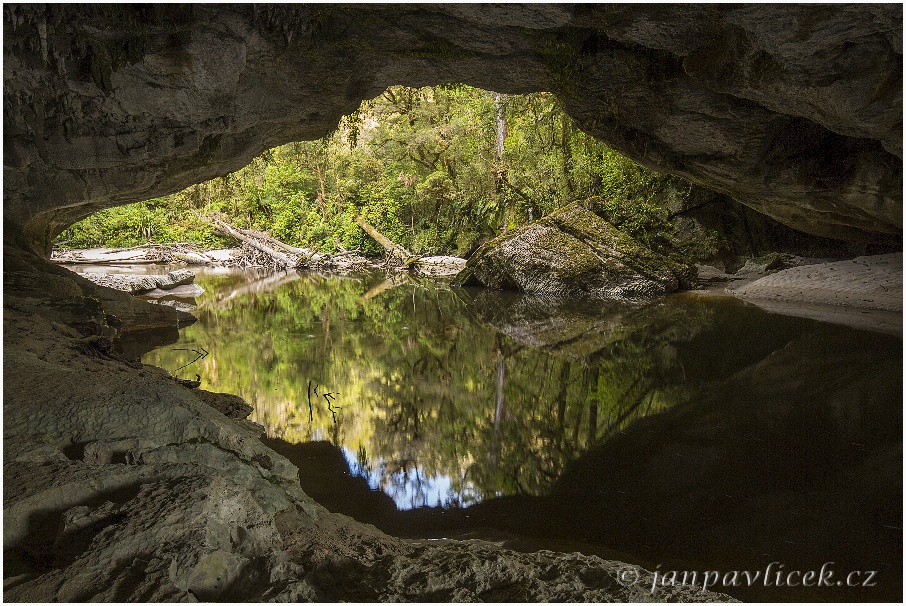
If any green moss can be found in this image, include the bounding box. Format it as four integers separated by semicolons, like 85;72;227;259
530;228;600;281
541;37;581;99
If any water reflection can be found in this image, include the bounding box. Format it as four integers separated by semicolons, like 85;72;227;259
141;267;901;600
144;269;716;507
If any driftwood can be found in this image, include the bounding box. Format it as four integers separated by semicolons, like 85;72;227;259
355;216;466;277
355;216;414;264
410;256;467;277
52;248;167;264
204;214;375;273
52;244;234;266
54;216;460;277
237;227;322;261
208;216;300;270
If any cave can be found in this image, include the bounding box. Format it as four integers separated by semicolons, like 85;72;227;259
3;4;902;602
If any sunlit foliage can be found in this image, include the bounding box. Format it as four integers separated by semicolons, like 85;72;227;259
57;86;690;255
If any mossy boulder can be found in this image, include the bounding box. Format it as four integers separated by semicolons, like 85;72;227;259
454;203;695;299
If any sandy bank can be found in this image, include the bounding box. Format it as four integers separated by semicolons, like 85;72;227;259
729;253;902;334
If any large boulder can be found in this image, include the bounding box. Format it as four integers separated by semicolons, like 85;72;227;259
455;203;694;299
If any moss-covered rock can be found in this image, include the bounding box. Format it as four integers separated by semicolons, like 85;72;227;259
454;203;695;299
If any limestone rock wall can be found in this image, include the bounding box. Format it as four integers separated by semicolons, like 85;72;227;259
3;4;902;254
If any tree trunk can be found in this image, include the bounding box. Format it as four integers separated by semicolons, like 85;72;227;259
494;93;508;226
560;112;574;196
207;215;299;269
495;93;507;162
355;215;414;264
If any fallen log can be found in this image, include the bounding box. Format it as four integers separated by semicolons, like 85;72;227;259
239;228;319;260
355;216;415;264
354;216;465;276
53;244;232;267
204;215;376;273
52;248;164;264
206;216;300;270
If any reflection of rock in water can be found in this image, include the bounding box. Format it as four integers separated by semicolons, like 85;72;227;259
549;327;902;602
262;438;400;523
274;314;901;602
457;288;713;359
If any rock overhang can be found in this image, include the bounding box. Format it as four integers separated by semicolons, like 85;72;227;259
3;3;902;255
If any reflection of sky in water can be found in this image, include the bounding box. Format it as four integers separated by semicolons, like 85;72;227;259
140;268;869;513
342;446;472;511
137;270;710;509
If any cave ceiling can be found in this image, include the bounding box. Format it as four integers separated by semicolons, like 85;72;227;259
3;3;902;254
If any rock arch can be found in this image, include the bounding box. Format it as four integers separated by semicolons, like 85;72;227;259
4;4;902;255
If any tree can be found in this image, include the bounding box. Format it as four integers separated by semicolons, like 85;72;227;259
59;85;693;258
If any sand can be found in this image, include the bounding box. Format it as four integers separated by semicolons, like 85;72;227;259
729;253;902;334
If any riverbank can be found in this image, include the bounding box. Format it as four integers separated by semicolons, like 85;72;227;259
57;246;904;335
727;253;902;334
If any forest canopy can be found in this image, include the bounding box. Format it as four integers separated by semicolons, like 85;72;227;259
57;85;696;257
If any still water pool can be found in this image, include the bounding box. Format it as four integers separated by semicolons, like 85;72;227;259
137;267;901;601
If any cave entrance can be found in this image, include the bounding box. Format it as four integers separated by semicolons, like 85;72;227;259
54;84;693;261
47;83;902;602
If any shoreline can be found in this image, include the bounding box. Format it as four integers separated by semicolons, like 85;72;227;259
57;247;904;335
727;253;902;335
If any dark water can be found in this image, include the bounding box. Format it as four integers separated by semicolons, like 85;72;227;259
136;267;902;601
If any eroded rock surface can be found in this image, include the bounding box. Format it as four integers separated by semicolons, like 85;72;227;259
455;203;694;299
80;269;197;295
732;253;903;312
3;4;902;254
3;248;735;601
728;253;903;333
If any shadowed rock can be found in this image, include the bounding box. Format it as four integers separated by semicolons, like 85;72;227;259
456;287;712;359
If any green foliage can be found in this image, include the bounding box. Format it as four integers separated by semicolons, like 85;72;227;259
585;148;688;254
55;200;230;249
143;272;708;506
58;85;695;259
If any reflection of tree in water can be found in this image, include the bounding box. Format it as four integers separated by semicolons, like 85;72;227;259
144;270;715;506
365;291;715;504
